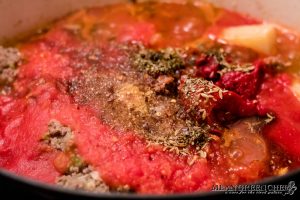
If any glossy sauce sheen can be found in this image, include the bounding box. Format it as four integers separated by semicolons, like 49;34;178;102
0;2;300;194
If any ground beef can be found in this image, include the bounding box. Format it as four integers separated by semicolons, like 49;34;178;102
43;120;111;192
56;165;109;193
0;46;21;67
42;120;74;151
0;46;21;85
0;68;17;84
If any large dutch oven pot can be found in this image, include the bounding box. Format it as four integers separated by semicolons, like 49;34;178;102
0;0;299;199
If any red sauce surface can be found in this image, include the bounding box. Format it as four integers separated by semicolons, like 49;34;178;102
0;1;300;194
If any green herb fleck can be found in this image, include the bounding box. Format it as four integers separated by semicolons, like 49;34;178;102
148;122;211;156
133;47;184;76
70;154;87;169
182;77;227;104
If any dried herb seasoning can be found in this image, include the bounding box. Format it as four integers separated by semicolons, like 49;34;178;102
133;47;185;76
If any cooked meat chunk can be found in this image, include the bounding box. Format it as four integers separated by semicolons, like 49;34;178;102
0;46;21;68
44;120;110;192
42;120;74;151
0;68;17;84
56;166;109;193
0;46;21;85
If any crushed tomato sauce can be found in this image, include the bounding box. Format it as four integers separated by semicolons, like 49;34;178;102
0;1;300;194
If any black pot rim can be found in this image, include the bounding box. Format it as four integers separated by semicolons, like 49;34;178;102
0;167;299;199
